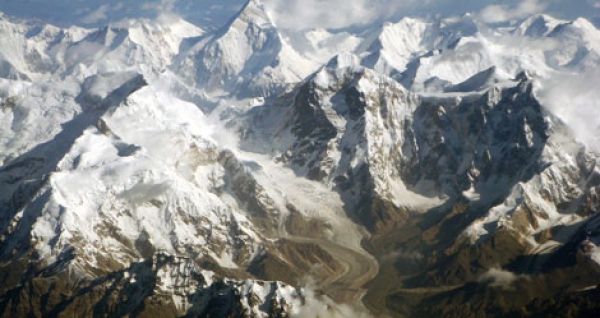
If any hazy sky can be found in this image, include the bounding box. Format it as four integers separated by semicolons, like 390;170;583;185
0;0;599;30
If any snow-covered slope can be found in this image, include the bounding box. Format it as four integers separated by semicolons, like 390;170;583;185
356;15;480;84
241;52;597;236
0;14;205;81
239;53;443;231
176;0;317;98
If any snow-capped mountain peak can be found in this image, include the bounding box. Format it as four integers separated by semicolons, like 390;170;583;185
175;0;318;99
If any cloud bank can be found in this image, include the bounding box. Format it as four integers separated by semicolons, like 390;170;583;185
538;70;600;153
478;0;547;23
1;0;599;31
262;0;417;30
289;277;375;318
260;0;599;31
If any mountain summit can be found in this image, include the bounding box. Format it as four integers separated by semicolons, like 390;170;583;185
176;0;316;98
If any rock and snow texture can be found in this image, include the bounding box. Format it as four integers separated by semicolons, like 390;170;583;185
1;1;600;316
176;0;317;98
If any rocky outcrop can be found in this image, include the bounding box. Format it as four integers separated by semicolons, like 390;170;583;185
0;252;308;318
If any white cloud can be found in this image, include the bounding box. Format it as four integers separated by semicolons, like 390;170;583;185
478;0;547;23
2;0;599;31
150;0;176;13
289;277;375;318
380;249;424;262
587;0;600;9
262;0;417;30
538;70;600;153
259;0;570;31
477;268;520;288
80;4;110;24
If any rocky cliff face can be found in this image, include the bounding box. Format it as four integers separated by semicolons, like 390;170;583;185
0;252;311;318
242;57;569;233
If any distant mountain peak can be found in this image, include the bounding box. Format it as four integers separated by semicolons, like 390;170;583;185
228;0;273;29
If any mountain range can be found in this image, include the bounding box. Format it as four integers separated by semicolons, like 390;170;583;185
1;1;600;317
